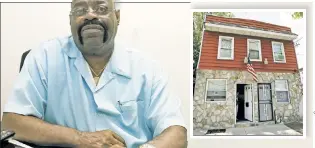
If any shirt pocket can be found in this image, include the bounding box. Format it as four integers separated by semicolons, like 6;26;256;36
117;99;144;126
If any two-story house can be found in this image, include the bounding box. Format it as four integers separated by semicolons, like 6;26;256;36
193;15;303;130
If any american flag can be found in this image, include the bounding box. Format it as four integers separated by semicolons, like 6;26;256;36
247;55;258;82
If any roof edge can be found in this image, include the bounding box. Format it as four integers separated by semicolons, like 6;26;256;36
206;14;292;32
205;22;298;41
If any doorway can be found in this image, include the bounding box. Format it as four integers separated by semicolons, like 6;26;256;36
236;84;253;122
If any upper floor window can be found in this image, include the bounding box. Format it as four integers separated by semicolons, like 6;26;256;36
272;41;286;63
217;36;234;60
247;39;262;61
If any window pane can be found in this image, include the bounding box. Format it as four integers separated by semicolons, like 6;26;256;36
259;84;271;101
249;50;259;59
275;53;285;61
273;44;282;53
207;80;226;101
206;96;226;101
276;91;289;102
207;91;226;101
220;48;231;58
273;43;285;61
221;39;232;49
208;80;226;91
249;41;259;50
207;91;226;97
275;80;288;91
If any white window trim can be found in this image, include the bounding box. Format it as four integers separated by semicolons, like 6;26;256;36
217;36;234;60
205;79;227;102
275;79;290;103
272;41;286;63
247;39;262;61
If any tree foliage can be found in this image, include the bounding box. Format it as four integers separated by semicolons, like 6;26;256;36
292;12;303;19
193;12;234;91
193;12;205;70
207;12;235;18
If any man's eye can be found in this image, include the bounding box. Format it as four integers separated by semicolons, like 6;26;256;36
75;7;85;12
73;7;87;15
96;6;108;13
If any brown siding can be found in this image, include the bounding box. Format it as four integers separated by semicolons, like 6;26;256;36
198;31;298;73
206;15;292;33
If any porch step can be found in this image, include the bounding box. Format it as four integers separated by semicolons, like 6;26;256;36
235;122;258;128
235;121;275;128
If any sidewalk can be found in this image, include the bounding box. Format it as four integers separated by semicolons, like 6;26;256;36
194;124;302;136
284;122;303;134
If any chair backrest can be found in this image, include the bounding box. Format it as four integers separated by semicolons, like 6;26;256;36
19;50;31;72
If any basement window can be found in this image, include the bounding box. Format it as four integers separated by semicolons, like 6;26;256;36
275;80;290;103
205;79;227;101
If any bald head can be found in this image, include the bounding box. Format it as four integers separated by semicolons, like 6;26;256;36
71;0;119;9
69;0;121;57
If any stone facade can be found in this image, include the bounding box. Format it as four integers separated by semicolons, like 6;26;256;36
193;69;303;130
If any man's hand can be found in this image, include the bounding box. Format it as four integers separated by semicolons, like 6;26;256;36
77;130;126;148
142;125;187;148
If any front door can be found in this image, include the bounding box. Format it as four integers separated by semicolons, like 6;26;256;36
244;85;253;121
258;83;273;121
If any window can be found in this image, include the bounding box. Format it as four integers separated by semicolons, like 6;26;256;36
272;41;286;63
275;80;289;102
247;39;262;61
205;79;227;101
217;36;234;60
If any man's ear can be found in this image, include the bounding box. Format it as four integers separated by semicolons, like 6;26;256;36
115;9;120;25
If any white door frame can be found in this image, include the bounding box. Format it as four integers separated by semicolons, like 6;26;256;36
251;84;254;122
245;85;249;121
235;83;254;124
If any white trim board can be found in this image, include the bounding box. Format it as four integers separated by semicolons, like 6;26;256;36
205;23;298;41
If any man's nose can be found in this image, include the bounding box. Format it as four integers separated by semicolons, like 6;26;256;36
85;8;98;20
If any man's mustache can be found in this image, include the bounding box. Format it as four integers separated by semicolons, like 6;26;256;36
78;19;108;45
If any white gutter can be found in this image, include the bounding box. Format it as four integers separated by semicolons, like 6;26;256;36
205;22;298;41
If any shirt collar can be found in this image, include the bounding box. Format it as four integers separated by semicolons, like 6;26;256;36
62;36;132;79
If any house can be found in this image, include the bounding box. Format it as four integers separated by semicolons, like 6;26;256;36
193;14;303;130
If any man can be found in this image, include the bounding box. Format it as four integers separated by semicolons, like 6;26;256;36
1;0;187;147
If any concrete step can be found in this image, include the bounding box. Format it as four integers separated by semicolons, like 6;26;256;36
235;121;275;128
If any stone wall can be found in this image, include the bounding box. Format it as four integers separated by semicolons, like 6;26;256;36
193;69;303;130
